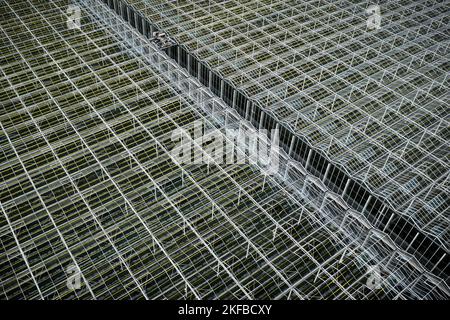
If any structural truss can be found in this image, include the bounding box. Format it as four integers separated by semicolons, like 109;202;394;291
0;0;448;299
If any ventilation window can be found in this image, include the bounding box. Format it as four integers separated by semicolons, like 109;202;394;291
199;63;209;87
210;72;221;96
